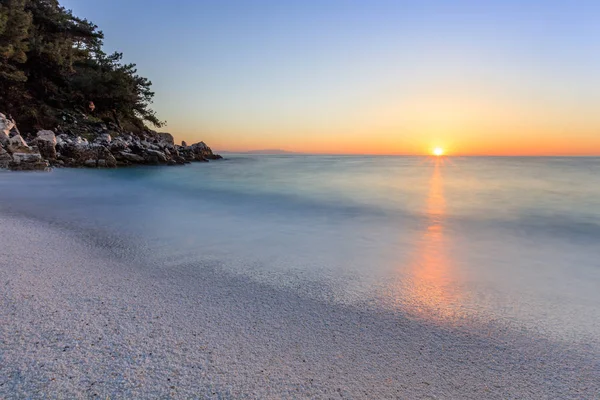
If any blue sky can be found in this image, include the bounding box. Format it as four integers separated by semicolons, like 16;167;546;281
60;0;600;154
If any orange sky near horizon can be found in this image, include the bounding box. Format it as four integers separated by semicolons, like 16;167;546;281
197;134;600;156
168;71;600;156
171;103;600;156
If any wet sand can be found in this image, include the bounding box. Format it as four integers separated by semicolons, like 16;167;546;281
1;213;598;399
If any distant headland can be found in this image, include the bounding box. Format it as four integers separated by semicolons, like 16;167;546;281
218;149;301;155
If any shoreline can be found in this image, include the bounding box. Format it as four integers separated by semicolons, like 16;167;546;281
1;211;598;399
1;112;222;171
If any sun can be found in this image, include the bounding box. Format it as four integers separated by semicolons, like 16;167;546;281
433;147;444;156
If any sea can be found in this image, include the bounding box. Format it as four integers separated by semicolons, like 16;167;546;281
1;155;599;348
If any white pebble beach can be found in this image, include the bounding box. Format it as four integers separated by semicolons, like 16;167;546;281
1;212;598;399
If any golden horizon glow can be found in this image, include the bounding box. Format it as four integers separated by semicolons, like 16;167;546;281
433;147;444;156
171;87;600;156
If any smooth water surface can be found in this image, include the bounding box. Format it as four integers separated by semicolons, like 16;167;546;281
1;155;599;346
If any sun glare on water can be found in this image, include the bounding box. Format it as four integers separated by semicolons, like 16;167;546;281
433;147;444;156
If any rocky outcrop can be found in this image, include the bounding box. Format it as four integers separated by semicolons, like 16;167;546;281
178;141;222;162
0;111;221;171
3;133;49;171
0;113;18;146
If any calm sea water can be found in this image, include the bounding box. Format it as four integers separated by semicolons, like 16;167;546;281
1;155;599;346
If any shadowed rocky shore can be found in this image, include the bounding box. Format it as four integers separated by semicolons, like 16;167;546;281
0;112;221;171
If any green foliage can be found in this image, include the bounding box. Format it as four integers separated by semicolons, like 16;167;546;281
0;0;163;132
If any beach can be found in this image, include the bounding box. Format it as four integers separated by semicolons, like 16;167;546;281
1;156;599;399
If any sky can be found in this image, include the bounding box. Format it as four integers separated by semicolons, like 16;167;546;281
61;0;600;155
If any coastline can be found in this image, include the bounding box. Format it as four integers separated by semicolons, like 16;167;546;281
1;209;598;399
1;112;221;171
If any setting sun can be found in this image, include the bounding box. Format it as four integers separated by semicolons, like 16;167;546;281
433;147;444;156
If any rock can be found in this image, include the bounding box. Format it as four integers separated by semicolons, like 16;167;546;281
35;130;57;160
157;132;174;145
36;130;57;144
56;134;69;144
185;140;221;160
109;138;129;152
2;113;221;169
0;113;20;140
140;140;159;151
0;144;12;168
37;140;57;160
8;142;48;170
119;151;145;163
73;136;88;146
144;149;168;164
105;153;117;168
12;152;42;164
0;113;15;145
9;159;49;171
95;133;112;144
181;140;187;147
7;134;29;153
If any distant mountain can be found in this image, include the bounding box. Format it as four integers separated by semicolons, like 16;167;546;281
218;149;301;155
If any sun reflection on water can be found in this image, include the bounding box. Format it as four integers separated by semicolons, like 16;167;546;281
391;157;463;322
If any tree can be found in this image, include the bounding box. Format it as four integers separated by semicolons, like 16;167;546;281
0;0;163;132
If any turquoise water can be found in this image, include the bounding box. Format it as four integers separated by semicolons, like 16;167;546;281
1;155;599;346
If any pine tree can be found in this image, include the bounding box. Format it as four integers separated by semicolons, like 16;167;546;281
0;0;163;132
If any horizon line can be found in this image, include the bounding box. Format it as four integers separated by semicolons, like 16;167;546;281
216;151;600;157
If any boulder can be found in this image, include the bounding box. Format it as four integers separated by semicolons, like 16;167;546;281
0;144;12;168
36;130;57;144
7;134;29;153
35;130;57;160
119;151;145;163
140;140;160;151
8;143;48;171
157;132;174;145
9;158;49;171
186;140;222;160
95;133;112;144
56;133;69;145
12;151;42;164
0;113;18;145
73;136;88;146
144;149;168;164
104;152;118;168
181;140;187;147
109;137;129;152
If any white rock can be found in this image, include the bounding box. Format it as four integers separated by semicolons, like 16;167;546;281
7;134;29;151
56;134;69;145
96;133;112;143
36;130;57;144
12;152;42;164
74;137;88;146
0;113;15;145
